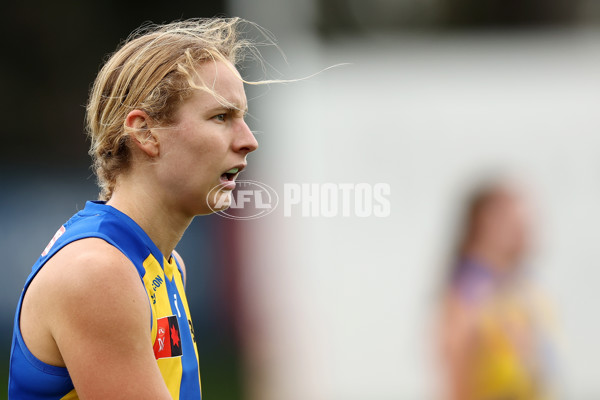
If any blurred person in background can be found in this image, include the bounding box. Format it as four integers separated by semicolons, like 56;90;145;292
8;18;260;399
438;179;557;400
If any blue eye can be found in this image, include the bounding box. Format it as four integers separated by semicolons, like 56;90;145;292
214;114;226;122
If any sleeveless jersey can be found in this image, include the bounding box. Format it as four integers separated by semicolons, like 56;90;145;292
451;258;548;400
9;201;202;399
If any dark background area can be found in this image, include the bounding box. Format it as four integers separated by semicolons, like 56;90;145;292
1;0;224;167
317;0;589;35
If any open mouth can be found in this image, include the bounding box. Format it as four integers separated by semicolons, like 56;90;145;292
219;164;245;187
221;167;239;182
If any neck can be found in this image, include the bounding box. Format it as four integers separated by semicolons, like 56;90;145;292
463;242;515;276
106;181;192;258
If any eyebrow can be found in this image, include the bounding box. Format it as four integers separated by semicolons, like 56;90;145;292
209;104;248;114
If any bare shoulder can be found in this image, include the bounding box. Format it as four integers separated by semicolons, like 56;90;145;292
22;237;172;397
172;249;187;285
41;237;149;335
42;237;137;278
30;237;146;315
21;237;148;364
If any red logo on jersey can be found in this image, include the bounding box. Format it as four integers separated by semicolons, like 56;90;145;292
41;225;66;256
153;315;182;359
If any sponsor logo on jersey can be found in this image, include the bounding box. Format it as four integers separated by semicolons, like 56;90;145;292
153;315;182;359
151;274;164;291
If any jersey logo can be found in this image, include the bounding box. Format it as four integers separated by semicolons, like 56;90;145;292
41;225;66;256
153;315;182;359
151;274;164;291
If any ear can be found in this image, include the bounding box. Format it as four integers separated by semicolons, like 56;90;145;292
125;109;159;157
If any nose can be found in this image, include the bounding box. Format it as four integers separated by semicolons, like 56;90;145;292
234;119;258;154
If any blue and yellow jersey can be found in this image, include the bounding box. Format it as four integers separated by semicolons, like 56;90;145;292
9;201;202;399
451;258;552;400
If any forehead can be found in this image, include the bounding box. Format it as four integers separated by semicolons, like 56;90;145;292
487;190;527;217
190;59;247;111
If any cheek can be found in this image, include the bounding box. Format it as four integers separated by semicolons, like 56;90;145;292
163;131;228;190
164;126;213;164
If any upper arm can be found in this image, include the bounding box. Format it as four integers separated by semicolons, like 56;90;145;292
44;239;172;399
440;292;476;354
439;291;480;399
172;249;187;288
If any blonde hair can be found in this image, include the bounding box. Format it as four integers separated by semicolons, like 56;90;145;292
86;18;268;200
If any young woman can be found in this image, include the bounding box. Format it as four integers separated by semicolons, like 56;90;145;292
9;18;259;399
438;181;556;400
